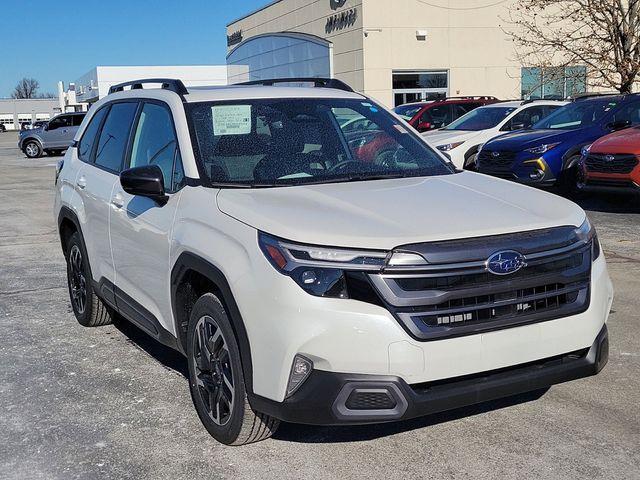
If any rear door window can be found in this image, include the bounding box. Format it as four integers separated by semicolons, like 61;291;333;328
94;102;138;173
78;107;109;162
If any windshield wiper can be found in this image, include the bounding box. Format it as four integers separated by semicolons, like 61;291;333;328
299;173;414;185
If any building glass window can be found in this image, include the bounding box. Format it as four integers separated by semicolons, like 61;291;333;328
392;71;449;107
227;33;331;84
521;66;587;99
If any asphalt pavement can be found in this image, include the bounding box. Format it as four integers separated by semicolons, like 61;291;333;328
0;131;638;479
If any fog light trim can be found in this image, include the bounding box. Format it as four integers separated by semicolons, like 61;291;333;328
286;354;313;398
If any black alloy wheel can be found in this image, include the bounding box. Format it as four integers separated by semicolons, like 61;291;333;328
68;244;87;315
192;315;235;426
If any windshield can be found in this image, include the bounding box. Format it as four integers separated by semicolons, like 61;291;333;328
393;104;424;121
444;106;517;131
188;98;453;187
533;99;615;130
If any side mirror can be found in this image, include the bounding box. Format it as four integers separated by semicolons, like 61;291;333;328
417;121;432;132
43;123;50;131
607;120;631;131
511;122;526;131
120;165;168;205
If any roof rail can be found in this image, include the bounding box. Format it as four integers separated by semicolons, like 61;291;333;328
237;77;354;93
108;78;189;96
521;98;567;105
571;91;625;101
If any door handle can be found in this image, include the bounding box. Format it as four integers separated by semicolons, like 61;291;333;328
76;176;86;189
111;193;124;209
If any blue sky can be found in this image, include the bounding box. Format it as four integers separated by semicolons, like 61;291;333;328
0;0;266;97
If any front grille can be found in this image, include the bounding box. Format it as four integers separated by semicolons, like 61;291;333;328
418;281;583;326
477;150;516;176
369;229;592;341
585;153;639;174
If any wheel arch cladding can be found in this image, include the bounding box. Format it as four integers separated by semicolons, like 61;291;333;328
171;252;254;394
58;206;82;257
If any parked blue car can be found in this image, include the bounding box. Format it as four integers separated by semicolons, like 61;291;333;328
476;94;640;189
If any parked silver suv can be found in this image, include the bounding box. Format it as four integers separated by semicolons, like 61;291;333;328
19;112;86;158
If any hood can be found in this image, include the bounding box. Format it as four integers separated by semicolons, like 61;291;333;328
591;127;640;154
484;129;579;150
422;129;480;147
216;172;585;250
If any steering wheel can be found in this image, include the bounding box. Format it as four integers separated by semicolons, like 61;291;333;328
328;160;363;173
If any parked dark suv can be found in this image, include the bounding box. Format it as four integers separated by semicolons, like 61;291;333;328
18;112;86;158
394;96;499;132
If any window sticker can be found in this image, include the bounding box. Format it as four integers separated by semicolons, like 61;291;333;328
212;105;251;135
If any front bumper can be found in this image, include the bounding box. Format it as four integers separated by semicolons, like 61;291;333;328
250;324;609;425
579;175;640;195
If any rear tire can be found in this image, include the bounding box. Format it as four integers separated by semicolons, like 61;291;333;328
65;232;113;327
24;140;42;158
187;293;279;445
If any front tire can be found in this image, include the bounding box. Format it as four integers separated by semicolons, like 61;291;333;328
24;140;42;158
558;156;582;196
65;232;113;327
187;293;279;445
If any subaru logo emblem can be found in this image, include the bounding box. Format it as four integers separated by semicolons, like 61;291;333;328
604;154;615;162
491;151;500;158
487;250;527;275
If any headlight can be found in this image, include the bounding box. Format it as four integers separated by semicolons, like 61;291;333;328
573;217;600;260
436;141;465;152
258;232;388;298
525;142;560;155
581;144;592;157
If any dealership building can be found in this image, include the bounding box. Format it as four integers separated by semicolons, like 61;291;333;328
226;0;589;107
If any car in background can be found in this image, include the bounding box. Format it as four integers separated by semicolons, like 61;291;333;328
393;96;499;133
476;93;640;190
423;100;566;169
0;124;5;133
578;127;640;196
18;112;86;158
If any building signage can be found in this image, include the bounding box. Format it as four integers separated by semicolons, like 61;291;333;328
326;7;357;34
330;0;348;10
227;30;243;47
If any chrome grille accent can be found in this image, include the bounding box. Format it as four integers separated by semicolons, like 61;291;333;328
369;231;592;340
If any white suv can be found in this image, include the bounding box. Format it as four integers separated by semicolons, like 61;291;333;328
423;100;567;169
54;78;613;445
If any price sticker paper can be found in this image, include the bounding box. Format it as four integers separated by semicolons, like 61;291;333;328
212;105;252;135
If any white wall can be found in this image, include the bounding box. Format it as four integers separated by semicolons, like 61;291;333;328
74;65;228;103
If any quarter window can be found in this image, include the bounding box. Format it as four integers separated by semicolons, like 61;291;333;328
129;102;183;192
78;107;108;162
94;102;138;173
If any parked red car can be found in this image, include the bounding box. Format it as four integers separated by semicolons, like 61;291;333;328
578;127;640;195
393;96;499;132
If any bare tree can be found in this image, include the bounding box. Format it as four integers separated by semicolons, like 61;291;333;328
505;0;640;94
11;78;40;99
